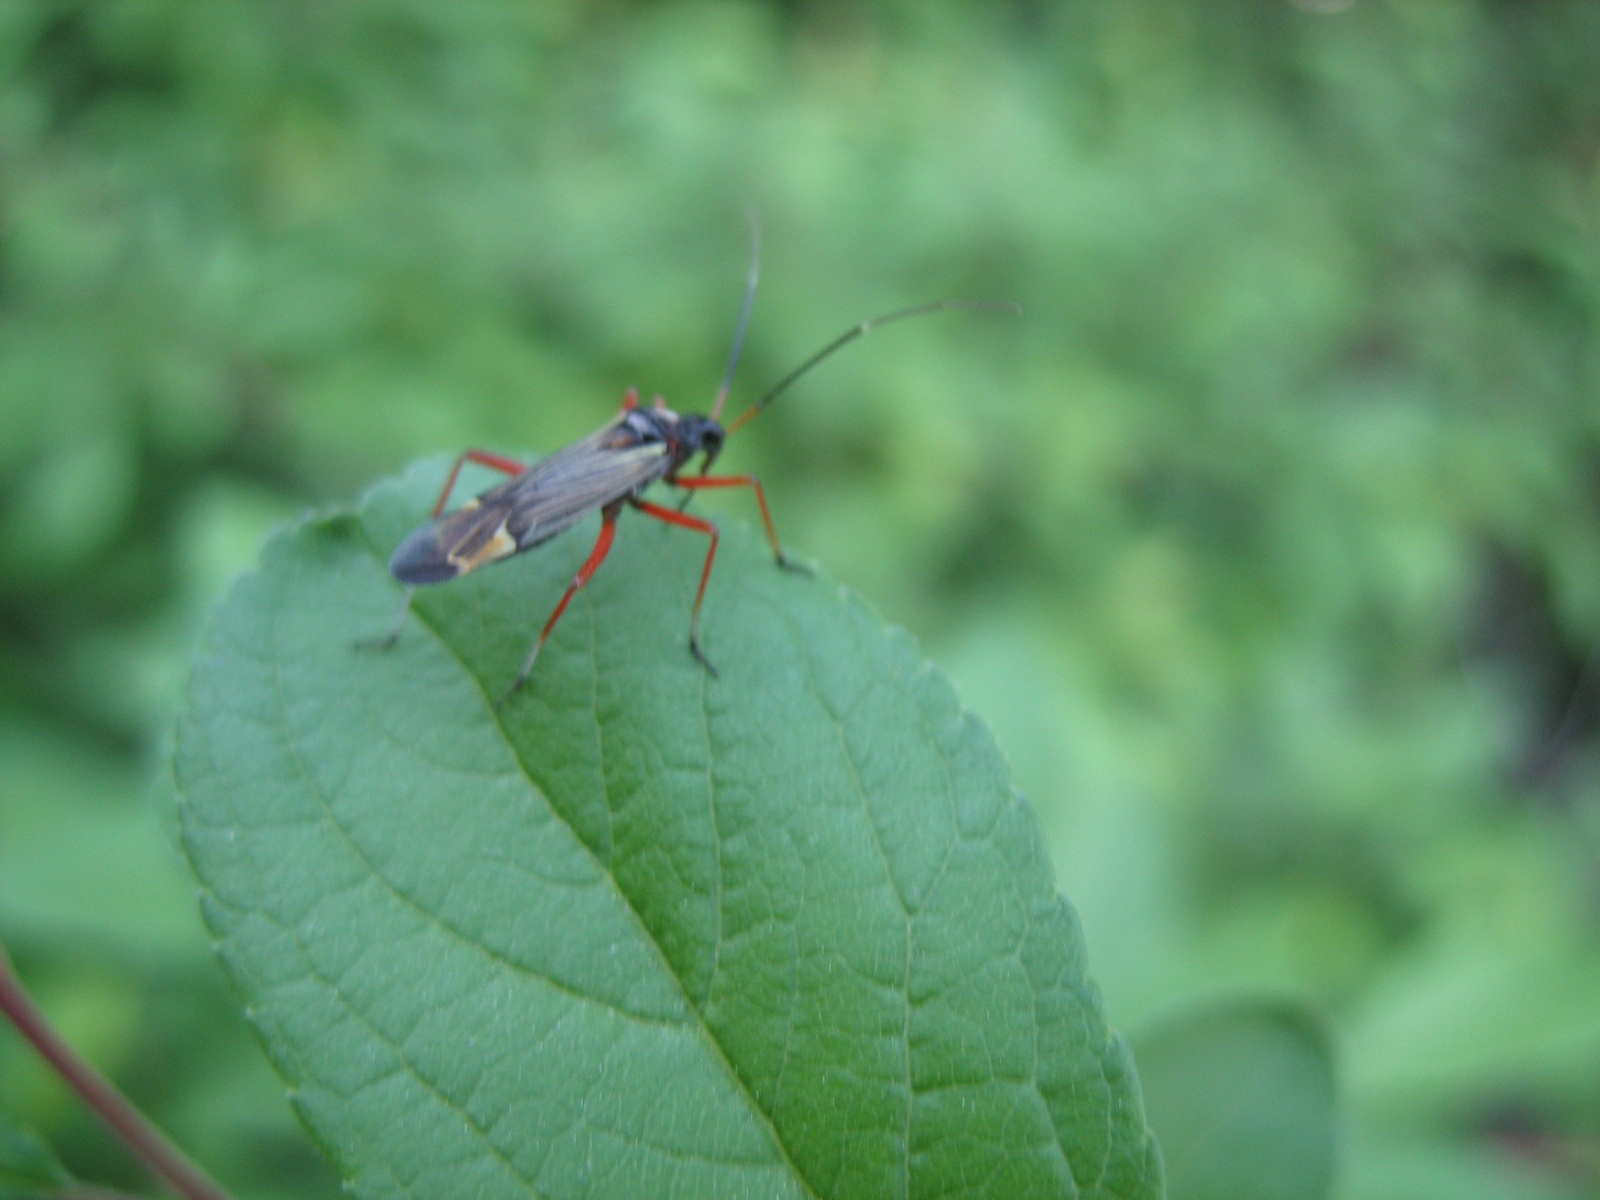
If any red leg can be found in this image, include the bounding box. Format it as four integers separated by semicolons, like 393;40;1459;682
629;498;723;676
432;449;527;516
671;475;807;572
501;504;621;704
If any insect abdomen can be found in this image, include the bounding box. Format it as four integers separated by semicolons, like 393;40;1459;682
389;502;519;584
389;525;466;583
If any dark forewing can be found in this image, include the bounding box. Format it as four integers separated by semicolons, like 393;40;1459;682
388;419;671;585
492;425;671;549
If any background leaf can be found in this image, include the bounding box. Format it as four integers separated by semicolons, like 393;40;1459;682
0;1108;71;1199
1131;997;1335;1200
171;460;1162;1200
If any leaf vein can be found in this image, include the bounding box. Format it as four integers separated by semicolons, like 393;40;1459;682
365;524;825;1200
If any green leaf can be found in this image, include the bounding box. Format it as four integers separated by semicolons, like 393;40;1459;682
172;458;1162;1200
1131;997;1335;1200
0;1109;71;1200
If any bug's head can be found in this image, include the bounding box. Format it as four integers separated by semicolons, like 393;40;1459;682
678;414;725;465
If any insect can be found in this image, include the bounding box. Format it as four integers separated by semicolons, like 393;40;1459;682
371;238;1014;703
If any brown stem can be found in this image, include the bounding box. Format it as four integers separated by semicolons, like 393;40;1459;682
0;941;238;1200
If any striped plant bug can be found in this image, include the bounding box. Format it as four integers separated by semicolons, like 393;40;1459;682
370;236;1015;703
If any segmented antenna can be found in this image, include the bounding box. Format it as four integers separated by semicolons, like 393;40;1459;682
726;299;1021;436
710;215;762;421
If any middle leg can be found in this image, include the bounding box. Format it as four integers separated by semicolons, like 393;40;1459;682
500;500;623;704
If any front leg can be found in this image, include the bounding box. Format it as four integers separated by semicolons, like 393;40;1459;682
670;474;808;573
672;447;719;511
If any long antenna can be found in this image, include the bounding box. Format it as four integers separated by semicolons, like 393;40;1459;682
725;299;1020;436
710;214;762;421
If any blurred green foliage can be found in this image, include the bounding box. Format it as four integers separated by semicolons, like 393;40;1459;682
0;1107;71;1198
1133;998;1337;1200
0;1;1597;1197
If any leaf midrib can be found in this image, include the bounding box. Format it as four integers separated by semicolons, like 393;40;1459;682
355;521;824;1200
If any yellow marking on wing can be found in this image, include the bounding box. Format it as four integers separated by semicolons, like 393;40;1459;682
451;524;518;574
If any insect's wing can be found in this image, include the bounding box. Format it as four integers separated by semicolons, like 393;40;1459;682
389;498;523;584
498;437;669;549
388;425;670;585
